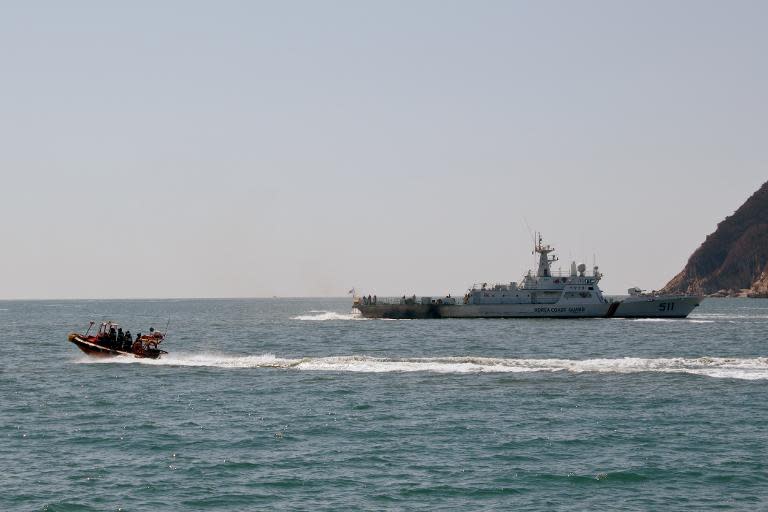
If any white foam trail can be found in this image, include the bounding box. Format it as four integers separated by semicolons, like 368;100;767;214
76;352;300;368
76;354;768;380
690;313;768;320
630;318;714;324
292;311;366;321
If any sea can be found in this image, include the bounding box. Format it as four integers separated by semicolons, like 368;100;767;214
1;298;767;511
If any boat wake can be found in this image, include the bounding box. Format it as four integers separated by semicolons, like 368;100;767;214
76;354;768;380
690;313;768;320
631;318;715;323
292;311;366;321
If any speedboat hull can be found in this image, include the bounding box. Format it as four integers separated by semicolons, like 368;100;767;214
68;333;165;359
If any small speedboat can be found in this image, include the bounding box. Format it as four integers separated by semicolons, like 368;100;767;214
68;321;168;359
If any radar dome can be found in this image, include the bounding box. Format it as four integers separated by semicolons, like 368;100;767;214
577;263;587;273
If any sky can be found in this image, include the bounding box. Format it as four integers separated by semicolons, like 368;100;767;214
1;1;766;299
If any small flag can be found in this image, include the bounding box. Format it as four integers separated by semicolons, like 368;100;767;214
348;288;355;295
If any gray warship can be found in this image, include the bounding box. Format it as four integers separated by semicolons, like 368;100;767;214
353;235;703;319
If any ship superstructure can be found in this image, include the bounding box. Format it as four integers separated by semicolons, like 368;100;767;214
464;235;605;307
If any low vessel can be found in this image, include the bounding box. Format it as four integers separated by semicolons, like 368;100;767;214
353;235;703;319
68;321;167;359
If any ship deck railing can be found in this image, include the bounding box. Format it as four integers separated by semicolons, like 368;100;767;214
354;296;444;306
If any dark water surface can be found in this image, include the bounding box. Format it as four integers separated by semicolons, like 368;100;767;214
2;298;767;510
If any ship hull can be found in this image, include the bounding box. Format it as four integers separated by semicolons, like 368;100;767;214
355;296;702;319
355;304;443;319
612;295;702;318
355;303;612;319
438;303;612;318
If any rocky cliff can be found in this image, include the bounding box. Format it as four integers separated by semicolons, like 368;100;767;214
662;181;768;296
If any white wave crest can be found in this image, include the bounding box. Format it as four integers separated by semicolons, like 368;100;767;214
690;313;768;320
292;311;366;321
76;354;768;380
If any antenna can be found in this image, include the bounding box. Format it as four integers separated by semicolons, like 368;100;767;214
523;217;535;246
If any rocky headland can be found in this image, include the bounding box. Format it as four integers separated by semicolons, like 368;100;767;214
662;180;768;298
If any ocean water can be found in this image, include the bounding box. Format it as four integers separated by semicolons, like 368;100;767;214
1;298;767;511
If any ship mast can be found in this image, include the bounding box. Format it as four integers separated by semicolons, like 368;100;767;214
534;233;558;277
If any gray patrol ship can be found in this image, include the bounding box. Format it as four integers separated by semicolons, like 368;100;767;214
353;235;703;319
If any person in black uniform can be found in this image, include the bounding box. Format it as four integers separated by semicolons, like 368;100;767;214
123;331;132;351
108;327;117;349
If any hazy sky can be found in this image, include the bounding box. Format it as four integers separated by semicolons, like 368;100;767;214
1;1;766;299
